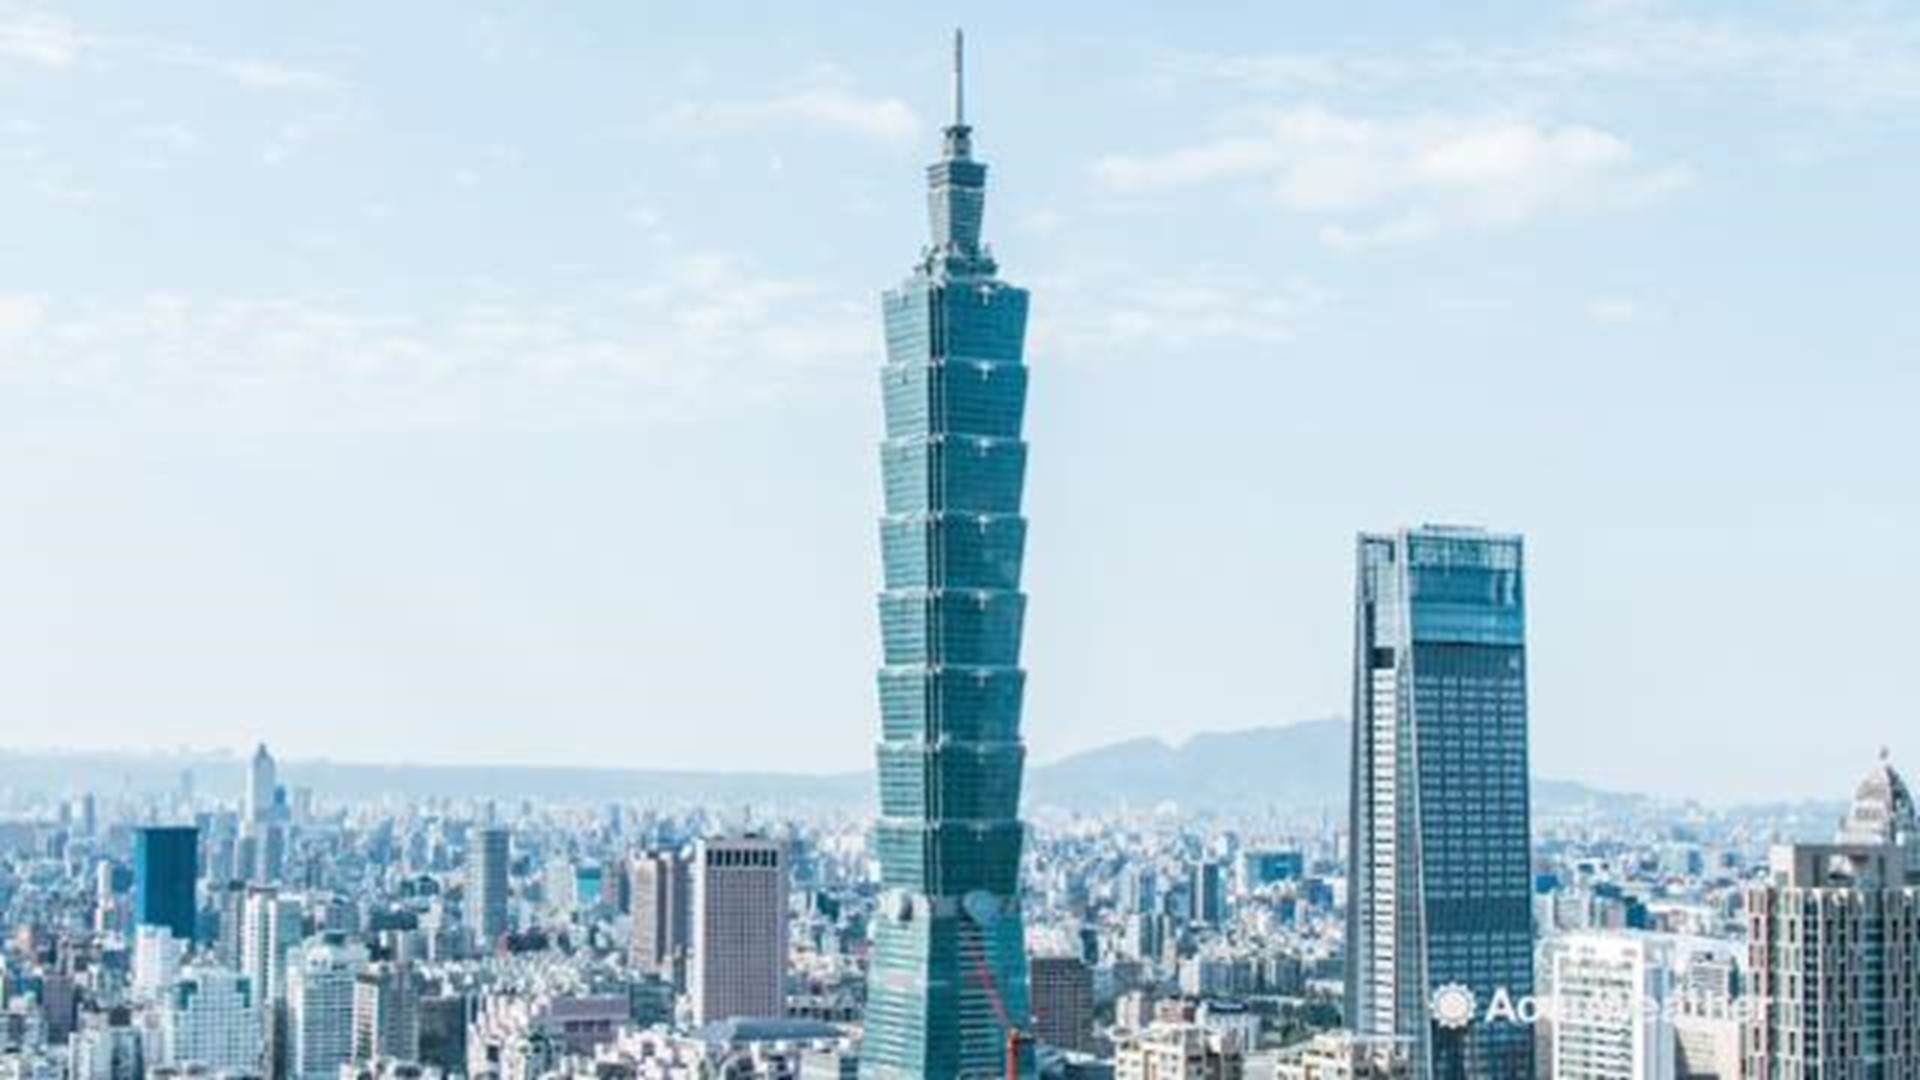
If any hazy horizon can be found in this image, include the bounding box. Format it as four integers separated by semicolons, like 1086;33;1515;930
0;717;1860;812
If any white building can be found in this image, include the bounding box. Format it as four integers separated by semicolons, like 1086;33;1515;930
68;1014;142;1080
1273;1033;1410;1080
1542;931;1743;1080
1547;933;1674;1080
286;940;367;1080
579;1020;849;1080
243;887;302;1005
1115;1023;1247;1080
156;968;264;1074
466;992;627;1080
689;834;789;1025
1837;750;1919;879
132;926;187;1003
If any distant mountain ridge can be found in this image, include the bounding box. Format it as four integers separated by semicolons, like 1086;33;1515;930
0;719;1642;814
1028;720;1351;810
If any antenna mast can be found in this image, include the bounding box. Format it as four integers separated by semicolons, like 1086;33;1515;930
952;28;966;128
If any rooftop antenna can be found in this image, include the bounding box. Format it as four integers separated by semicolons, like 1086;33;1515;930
952;28;966;129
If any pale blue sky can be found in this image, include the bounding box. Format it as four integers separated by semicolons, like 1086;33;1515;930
2;2;1916;802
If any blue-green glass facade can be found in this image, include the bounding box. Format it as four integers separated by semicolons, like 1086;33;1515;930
135;824;200;942
1347;527;1534;1080
862;85;1034;1080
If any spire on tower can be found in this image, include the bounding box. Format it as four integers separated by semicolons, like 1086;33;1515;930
952;28;965;129
942;28;973;161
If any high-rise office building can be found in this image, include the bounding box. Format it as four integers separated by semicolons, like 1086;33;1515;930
467;826;510;947
93;860;124;936
1347;527;1534;1080
211;879;248;969
246;822;287;887
1029;955;1095;1055
287;939;367;1080
1190;860;1228;927
864;32;1035;1080
1539;931;1741;1080
350;961;420;1063
246;743;277;826
1123;867;1157;916
631;849;690;983
71;1009;144;1080
243;886;302;1004
243;743;286;887
1746;758;1920;1079
689;834;788;1025
1545;933;1676;1080
134;825;199;943
416;994;469;1076
156;967;264;1074
76;793;96;840
132;925;187;1003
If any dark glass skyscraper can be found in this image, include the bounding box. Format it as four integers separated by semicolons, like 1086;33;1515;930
134;824;200;942
863;32;1034;1080
1347;527;1534;1080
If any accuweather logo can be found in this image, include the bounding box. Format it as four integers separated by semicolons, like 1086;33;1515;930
1430;984;1767;1029
1431;984;1479;1030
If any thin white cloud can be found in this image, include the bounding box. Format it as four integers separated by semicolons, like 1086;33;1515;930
0;12;79;67
1034;266;1333;357
1096;106;1689;247
0;7;336;90
667;87;922;145
210;57;334;91
1165;3;1920;111
1586;296;1640;324
0;292;47;344
260;122;316;167
0;257;870;430
133;123;201;153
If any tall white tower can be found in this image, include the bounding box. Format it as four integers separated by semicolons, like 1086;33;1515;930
287;939;366;1080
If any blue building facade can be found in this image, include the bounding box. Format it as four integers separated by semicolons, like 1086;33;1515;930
862;34;1034;1080
134;824;200;942
1347;527;1534;1080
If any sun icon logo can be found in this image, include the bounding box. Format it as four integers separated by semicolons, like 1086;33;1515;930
1431;984;1478;1030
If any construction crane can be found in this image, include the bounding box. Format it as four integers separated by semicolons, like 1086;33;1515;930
963;926;1033;1080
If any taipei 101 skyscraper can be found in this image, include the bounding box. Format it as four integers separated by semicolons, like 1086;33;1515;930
862;32;1036;1080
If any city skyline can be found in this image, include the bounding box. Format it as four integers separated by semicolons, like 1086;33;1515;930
4;3;1919;804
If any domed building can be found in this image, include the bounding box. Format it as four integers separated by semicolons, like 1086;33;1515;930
1748;752;1920;1077
1837;749;1917;880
